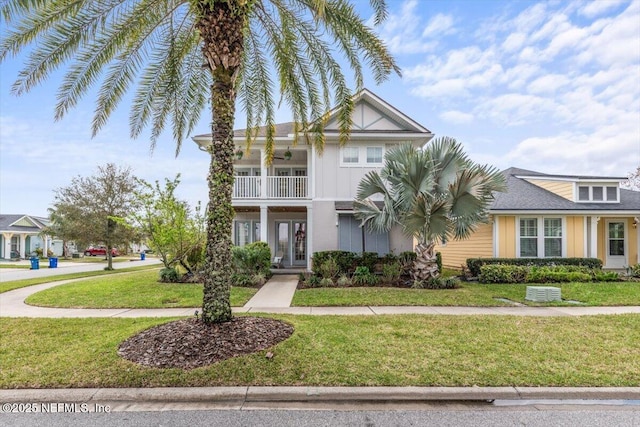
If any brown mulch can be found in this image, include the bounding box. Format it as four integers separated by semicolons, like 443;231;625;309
118;317;294;370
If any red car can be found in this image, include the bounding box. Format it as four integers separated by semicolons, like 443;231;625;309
84;246;119;257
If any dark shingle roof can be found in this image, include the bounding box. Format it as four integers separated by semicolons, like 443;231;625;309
491;168;640;212
0;215;48;232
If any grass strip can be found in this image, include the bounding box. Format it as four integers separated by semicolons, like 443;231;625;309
0;314;638;388
292;281;640;307
24;270;257;308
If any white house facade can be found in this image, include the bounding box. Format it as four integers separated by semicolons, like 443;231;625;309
0;214;63;259
193;89;433;269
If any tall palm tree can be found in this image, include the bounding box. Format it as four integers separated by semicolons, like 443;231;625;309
354;138;507;280
1;0;399;323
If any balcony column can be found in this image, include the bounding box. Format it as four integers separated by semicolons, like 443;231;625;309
260;148;268;198
260;206;268;245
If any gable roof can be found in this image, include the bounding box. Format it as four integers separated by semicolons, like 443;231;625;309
0;214;49;233
491;168;640;213
192;88;432;143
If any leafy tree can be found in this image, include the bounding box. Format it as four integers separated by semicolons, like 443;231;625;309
1;0;398;323
47;164;141;270
133;175;205;279
354;138;507;280
622;167;640;191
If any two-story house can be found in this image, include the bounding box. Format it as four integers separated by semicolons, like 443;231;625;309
193;89;434;269
435;167;640;270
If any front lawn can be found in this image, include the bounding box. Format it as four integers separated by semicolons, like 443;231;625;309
24;270;257;308
292;281;640;307
1;314;638;388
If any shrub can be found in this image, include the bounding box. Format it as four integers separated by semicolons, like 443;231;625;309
358;252;379;272
593;271;620;282
307;275;322;288
336;274;352;287
412;277;460;289
629;264;640;278
399;251;417;275
231;273;254;287
352;266;379;286
319;277;334;287
319;256;339;279
527;266;592;283
252;272;267;287
381;261;402;284
312;251;358;276
478;264;528;284
232;242;271;276
159;267;180;283
467;257;603;277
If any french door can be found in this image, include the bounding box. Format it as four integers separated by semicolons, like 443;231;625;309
275;220;307;267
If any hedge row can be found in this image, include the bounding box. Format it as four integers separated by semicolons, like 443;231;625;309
466;257;603;277
478;264;619;284
311;250;419;276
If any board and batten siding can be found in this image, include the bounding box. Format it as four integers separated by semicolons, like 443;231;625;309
497;216;516;258
524;179;573;200
565;216;584;257
435;223;493;269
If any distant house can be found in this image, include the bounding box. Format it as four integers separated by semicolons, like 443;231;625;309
436;168;640;270
0;214;63;259
193;89;434;269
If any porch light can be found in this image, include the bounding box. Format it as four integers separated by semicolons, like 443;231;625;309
284;148;292;161
235;149;243;160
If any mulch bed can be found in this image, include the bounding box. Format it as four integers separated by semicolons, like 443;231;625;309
118;317;294;369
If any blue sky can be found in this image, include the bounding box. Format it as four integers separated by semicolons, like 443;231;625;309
1;0;639;217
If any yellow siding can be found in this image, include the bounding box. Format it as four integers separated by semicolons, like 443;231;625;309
525;179;573;200
435;223;493;269
498;216;516;258
565;216;584;257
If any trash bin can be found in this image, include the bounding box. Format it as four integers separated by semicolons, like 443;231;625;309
140;252;146;261
49;257;58;268
30;257;40;270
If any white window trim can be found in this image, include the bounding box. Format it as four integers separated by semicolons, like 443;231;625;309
515;216;567;258
233;220;261;246
575;183;619;203
340;144;385;167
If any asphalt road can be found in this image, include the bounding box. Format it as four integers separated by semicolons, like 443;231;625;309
1;406;639;427
0;258;161;282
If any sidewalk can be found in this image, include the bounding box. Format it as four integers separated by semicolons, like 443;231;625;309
1;273;640;317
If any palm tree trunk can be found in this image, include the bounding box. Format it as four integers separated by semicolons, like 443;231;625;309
196;1;246;324
413;241;440;280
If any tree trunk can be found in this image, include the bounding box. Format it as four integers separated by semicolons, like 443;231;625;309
412;241;439;280
196;2;247;324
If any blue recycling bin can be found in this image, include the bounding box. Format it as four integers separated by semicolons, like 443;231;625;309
49;257;58;268
140;252;146;261
30;257;40;270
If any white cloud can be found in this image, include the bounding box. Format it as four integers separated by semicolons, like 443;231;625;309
439;110;474;124
421;13;455;38
579;0;627;18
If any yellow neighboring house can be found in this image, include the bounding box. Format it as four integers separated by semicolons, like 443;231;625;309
436;167;640;270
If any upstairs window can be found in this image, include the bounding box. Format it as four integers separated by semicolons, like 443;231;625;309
577;184;619;202
340;145;385;167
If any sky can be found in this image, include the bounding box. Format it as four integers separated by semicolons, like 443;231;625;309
1;0;639;217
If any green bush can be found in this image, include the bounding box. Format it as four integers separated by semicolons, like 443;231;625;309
230;273;254;287
319;277;334;287
629;264;640;278
527;266;592;283
312;251;358;276
381;262;402;284
159;267;180;283
352;266;379;286
594;271;620;282
319;256;339;279
232;242;271;276
336;274;352;287
307;275;322;288
478;264;528;284
358;252;379;272
467;257;603;277
411;277;459;289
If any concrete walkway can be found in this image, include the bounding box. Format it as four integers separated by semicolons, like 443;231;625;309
1;272;640;317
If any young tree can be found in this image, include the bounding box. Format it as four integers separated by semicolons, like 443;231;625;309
48;164;141;270
622;167;640;191
133;175;205;280
354;138;507;280
1;0;399;323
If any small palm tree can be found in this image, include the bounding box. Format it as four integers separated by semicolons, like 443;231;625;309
1;0;399;323
354;138;507;280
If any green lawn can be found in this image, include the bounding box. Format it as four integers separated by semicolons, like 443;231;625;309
292;281;640;307
0;265;162;294
1;314;638;388
24;270;257;308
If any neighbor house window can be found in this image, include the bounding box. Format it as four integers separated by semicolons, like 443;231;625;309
519;217;564;258
366;147;383;164
519;218;538;257
234;220;260;246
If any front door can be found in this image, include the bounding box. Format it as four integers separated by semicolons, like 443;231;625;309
275;221;307;267
605;219;626;269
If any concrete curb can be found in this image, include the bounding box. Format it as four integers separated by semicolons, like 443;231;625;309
2;386;639;405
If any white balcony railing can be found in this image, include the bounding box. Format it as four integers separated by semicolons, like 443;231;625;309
233;176;308;199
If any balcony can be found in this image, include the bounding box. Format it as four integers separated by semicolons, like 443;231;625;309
233;176;308;199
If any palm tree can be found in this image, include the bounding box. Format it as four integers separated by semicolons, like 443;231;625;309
1;0;399;323
354;138;507;280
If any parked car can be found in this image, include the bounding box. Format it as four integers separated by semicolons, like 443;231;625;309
84;246;119;257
